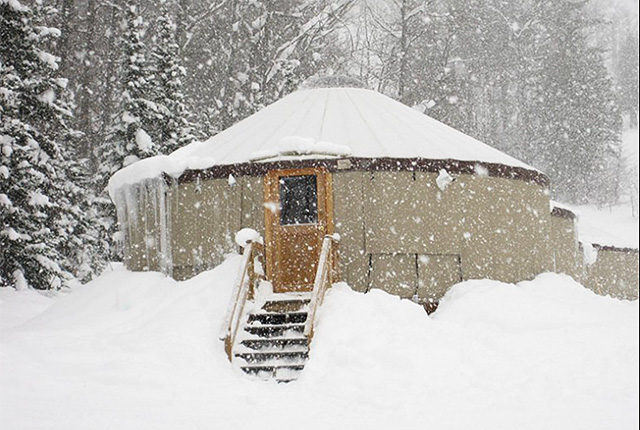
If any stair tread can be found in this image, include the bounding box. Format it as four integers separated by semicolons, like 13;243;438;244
235;354;308;366
236;337;308;350
244;323;305;329
237;359;307;367
240;338;308;350
236;347;308;355
264;299;310;304
235;351;309;359
249;311;309;316
247;312;308;326
261;300;310;313
241;337;308;344
263;292;312;302
240;364;305;382
243;324;306;339
240;364;305;370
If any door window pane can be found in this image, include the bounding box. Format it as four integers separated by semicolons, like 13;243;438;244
279;175;318;225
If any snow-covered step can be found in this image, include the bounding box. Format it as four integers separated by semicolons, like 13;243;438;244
240;337;309;351
262;298;310;313
247;311;308;325
240;364;305;382
244;324;305;338
262;292;312;302
235;351;309;365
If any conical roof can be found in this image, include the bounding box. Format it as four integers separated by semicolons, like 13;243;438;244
177;87;532;168
109;87;537;195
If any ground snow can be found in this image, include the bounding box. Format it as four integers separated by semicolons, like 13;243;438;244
1;260;638;430
0;286;52;329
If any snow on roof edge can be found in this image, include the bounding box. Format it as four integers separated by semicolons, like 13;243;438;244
107;153;217;200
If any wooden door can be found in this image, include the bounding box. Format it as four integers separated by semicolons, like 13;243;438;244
264;168;333;293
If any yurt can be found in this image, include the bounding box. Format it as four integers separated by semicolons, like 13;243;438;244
108;86;638;304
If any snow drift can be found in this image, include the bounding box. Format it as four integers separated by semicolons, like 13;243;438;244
1;260;638;430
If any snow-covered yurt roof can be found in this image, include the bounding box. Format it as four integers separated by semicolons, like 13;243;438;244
109;87;541;196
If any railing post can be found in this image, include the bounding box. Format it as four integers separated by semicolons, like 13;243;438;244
304;234;340;340
220;232;265;362
331;238;340;284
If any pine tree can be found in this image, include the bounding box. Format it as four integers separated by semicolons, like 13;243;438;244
402;0;474;134
616;34;639;127
149;0;197;154
534;5;622;204
1;0;71;289
54;132;109;282
97;2;158;190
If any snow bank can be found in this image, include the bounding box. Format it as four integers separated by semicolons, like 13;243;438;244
0;287;53;331
310;276;638;429
1;267;637;430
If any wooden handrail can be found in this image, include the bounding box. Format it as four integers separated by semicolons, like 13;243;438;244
220;240;264;361
304;234;340;340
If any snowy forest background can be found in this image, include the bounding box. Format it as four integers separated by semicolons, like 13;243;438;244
1;0;638;291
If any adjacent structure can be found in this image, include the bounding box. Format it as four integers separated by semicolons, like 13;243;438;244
109;86;639;302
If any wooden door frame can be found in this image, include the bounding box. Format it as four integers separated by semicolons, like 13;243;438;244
263;167;334;288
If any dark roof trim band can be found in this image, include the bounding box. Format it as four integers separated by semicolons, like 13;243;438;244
175;157;550;187
591;243;639;254
551;207;577;221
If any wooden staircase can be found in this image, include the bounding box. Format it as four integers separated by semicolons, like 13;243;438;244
221;233;339;383
232;295;311;382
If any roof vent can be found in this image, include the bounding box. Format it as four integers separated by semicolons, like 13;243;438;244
299;74;368;90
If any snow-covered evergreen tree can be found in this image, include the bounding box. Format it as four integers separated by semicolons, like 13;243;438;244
616;34;639;127
34;0;109;282
97;2;158;189
149;0;197;154
1;0;71;289
534;3;622;204
54;132;109;282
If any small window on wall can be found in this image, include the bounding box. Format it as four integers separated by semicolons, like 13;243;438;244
279;175;318;225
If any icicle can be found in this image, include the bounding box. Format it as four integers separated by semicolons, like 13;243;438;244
114;187;131;263
583;242;598;265
124;184;139;232
142;181;152;271
113;178;173;275
156;177;173;276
